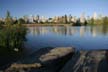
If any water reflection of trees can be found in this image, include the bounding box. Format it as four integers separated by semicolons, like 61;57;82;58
91;25;108;37
30;25;108;37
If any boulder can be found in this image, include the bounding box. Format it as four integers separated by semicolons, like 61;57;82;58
60;50;107;72
5;63;42;72
39;47;75;62
4;47;75;72
38;47;75;72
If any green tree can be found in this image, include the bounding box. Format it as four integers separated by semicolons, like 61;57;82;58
103;16;108;24
18;18;26;24
69;14;72;23
95;19;103;25
90;18;94;25
0;20;4;24
64;14;68;24
0;11;27;54
23;15;29;24
5;11;13;26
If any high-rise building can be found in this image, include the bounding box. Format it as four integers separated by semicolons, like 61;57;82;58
41;16;47;23
0;18;5;21
0;18;2;21
80;12;86;23
98;14;103;19
12;17;17;21
93;12;97;20
23;15;29;23
29;15;34;23
53;16;59;23
69;14;72;22
36;15;40;21
35;15;40;23
71;16;77;23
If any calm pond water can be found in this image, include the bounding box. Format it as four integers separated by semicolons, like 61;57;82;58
25;25;108;52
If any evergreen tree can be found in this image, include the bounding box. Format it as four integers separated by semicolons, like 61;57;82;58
5;11;13;26
69;14;72;23
103;16;108;24
90;18;94;25
64;14;68;24
18;18;26;24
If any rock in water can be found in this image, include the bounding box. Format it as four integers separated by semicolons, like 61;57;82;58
4;47;75;72
39;47;75;62
5;63;42;72
38;47;75;72
14;48;19;52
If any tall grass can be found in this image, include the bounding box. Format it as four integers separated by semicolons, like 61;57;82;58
0;24;27;54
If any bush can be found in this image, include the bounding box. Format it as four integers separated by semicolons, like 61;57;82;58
0;24;27;54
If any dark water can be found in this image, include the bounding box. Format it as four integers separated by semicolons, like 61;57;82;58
25;25;108;52
1;25;108;70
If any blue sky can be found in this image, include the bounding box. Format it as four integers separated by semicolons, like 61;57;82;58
0;0;108;18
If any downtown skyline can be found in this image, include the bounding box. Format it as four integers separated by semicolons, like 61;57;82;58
0;0;108;18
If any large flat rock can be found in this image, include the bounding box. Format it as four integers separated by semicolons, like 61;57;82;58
5;47;75;72
60;50;108;72
39;47;75;62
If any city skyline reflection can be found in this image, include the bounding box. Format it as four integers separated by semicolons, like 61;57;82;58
25;25;108;50
28;25;108;37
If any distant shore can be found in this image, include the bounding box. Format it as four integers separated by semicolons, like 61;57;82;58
22;24;73;27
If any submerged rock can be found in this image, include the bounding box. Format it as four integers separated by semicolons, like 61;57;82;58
14;48;19;52
60;50;107;72
8;63;41;69
4;47;75;72
5;63;42;72
37;47;75;72
39;47;74;62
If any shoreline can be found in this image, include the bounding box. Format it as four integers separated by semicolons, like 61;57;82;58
22;24;73;27
2;47;108;72
22;24;105;27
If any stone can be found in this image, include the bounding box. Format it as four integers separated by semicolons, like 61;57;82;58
4;47;75;72
37;47;75;72
14;48;19;52
39;47;75;62
10;63;41;69
60;50;107;72
5;63;42;72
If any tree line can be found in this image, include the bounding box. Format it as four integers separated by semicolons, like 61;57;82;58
0;13;108;26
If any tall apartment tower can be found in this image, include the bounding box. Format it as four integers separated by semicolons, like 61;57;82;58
80;12;85;23
93;12;97;20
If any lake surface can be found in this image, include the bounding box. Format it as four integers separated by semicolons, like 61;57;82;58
25;25;108;52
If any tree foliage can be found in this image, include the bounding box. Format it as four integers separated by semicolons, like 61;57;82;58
103;16;108;24
5;11;13;26
18;18;26;24
0;11;27;54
